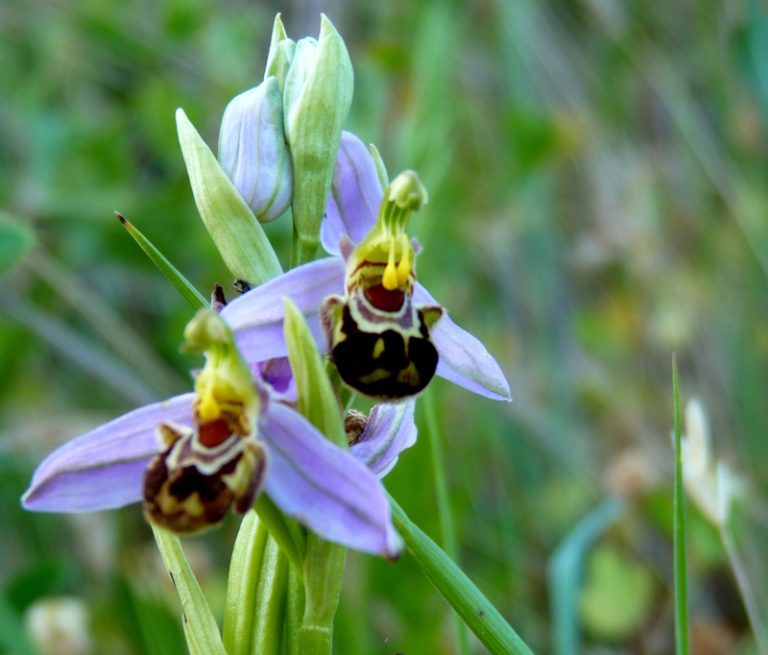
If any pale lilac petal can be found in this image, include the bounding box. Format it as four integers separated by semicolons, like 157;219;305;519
414;283;512;401
23;394;195;512
350;401;417;478
222;258;344;364
321;132;383;256
260;402;402;557
221;258;345;330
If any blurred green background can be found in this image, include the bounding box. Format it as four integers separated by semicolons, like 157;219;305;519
2;0;768;653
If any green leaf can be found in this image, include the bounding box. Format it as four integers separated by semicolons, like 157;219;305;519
579;545;655;640
673;355;690;655
117;212;207;311
389;496;536;655
223;511;269;655
0;217;35;278
150;525;227;655
282;297;344;446
176;108;283;285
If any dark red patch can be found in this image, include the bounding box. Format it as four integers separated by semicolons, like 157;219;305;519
364;284;405;312
198;419;232;448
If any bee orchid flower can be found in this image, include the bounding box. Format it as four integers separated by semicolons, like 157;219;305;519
23;310;402;558
221;132;511;402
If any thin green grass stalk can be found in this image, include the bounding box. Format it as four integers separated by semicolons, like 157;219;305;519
672;355;690;655
116;212;208;311
389;496;536;655
2;292;156;405
422;388;470;655
721;523;768;653
31;251;183;395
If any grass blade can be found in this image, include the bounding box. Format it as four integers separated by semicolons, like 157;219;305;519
389;496;536;655
422;389;470;655
672;354;690;655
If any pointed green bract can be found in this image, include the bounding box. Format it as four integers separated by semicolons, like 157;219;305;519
176;108;283;285
264;14;295;89
117;212;207;310
151;525;227;655
283;297;345;446
284;15;353;265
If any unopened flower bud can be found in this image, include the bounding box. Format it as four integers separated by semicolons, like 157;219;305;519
264;14;295;90
218;77;292;222
283;15;353;262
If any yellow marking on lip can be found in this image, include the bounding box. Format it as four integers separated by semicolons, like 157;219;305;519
372;337;386;359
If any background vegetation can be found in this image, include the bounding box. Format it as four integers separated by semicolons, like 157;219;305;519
2;0;768;653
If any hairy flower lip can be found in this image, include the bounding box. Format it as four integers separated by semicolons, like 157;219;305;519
221;258;511;402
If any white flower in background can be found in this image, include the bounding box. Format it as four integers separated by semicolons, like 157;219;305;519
25;597;91;655
679;398;743;529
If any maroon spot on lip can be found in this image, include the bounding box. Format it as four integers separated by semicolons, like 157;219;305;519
198;419;232;448
364;284;405;312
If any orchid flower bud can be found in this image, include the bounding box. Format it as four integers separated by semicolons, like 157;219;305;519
218;77;293;223
282;15;353;263
264;13;295;89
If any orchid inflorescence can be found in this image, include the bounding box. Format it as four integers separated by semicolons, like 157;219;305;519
22;13;517;655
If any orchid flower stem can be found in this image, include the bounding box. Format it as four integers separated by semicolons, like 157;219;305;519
250;537;289;655
254;494;306;576
291;232;320;268
298;536;347;655
285;564;306;655
224;511;269;655
389;496;536;655
422;389;470;655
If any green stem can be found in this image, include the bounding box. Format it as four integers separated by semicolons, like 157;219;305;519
389;496;536;655
422;389;470;655
672;355;690;655
299;536;346;655
224;511;269;655
254;494;306;576
284;565;306;655
291;232;320;268
250;537;289;655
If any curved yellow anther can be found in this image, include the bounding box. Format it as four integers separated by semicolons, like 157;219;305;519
396;241;411;286
383;261;399;291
